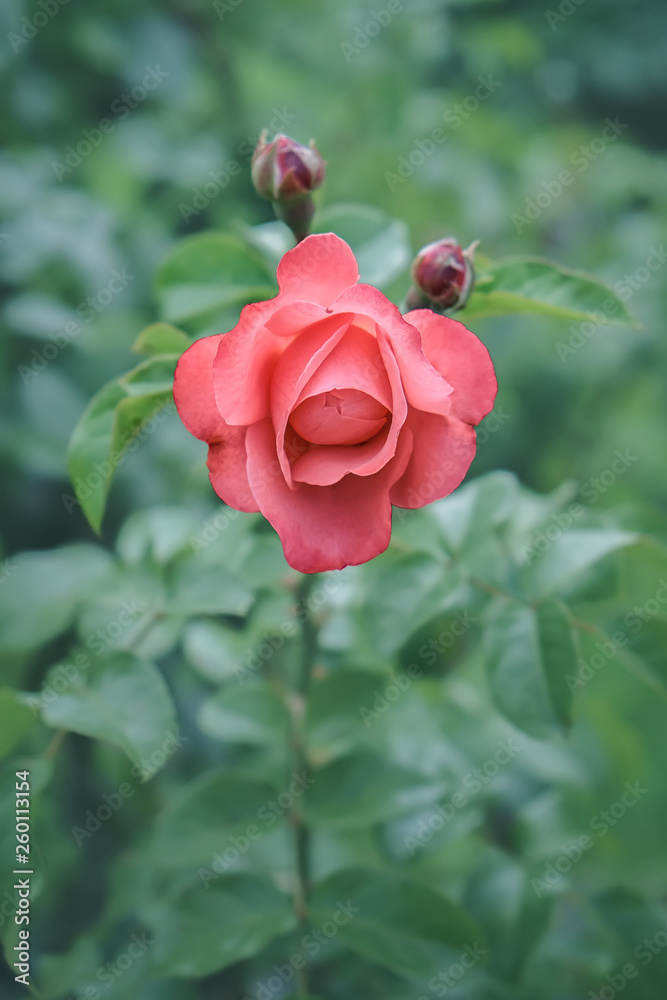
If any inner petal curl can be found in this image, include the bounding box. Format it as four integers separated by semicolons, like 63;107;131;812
289;388;389;445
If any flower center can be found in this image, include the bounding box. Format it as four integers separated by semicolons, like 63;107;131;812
289;388;389;446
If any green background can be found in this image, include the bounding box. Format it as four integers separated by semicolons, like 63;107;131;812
1;0;666;998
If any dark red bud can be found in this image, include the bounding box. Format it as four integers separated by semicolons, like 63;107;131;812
251;131;326;204
410;238;478;312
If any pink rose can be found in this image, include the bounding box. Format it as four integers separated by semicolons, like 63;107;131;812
174;234;497;573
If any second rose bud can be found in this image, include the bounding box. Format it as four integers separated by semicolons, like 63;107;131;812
406;237;478;313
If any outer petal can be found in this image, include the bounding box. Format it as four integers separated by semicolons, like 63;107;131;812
264;300;327;337
246;418;413;573
332;284;453;416
276;233;360;307
206;429;260;514
389;411;477;509
405;309;497;425
173;334;225;441
173;335;259;512
213;297;282;427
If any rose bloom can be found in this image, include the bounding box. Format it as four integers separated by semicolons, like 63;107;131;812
174;234;496;573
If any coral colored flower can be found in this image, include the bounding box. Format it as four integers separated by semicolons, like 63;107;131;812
174;234;497;573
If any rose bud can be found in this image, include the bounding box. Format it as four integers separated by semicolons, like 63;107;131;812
251;131;326;242
407;237;478;313
252;131;325;202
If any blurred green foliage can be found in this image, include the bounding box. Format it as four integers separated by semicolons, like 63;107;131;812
1;0;667;998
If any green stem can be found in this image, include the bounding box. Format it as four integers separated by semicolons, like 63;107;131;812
289;573;319;997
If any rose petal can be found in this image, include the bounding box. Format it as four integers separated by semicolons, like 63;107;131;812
291;426;391;486
405;309;497;425
276;233;360;307
173;334;225;441
291;318;409;484
173;337;259;512
246;418;413;573
213;297;283;426
389;411;477;508
290;389;388;446
207;428;260;513
332;283;453;416
270;312;356;487
264;300;327;337
296;326;392;410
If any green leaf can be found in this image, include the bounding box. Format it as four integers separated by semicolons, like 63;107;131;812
431;471;520;555
182;619;249;683
116;506;200;565
155;232;276;325
67;355;178;533
0;545;112;653
303;752;447;829
198;680;290;747
613;617;667;693
523;529;639;599
309;869;484;981
168;561;254;617
463;853;555;983
312;202;412;288
591;889;667;998
39;652;178;775
465;255;639;327
305;669;385;763
484;598;578;737
148;874;296;978
362;552;472;656
150;769;282;867
132;321;191;356
0;690;35;759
